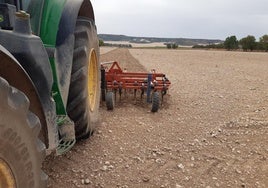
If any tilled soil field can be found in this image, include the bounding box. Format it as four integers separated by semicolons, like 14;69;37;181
44;48;268;188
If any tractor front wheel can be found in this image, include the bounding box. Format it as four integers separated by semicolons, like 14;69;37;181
0;77;46;188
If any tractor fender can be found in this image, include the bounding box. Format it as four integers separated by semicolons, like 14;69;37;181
0;41;58;151
55;0;96;106
57;0;95;47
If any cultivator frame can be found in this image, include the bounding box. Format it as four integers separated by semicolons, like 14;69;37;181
101;61;171;112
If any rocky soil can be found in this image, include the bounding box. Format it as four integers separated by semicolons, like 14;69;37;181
44;48;268;188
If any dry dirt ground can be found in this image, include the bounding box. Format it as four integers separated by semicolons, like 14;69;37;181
44;48;268;188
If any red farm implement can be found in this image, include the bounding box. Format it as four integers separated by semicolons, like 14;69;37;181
101;61;171;112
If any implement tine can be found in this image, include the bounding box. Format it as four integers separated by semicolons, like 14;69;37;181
113;80;118;103
114;89;117;102
161;83;167;106
141;83;145;101
119;82;122;102
134;81;138;104
134;89;137;104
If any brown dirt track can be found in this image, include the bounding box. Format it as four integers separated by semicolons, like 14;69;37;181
44;48;268;188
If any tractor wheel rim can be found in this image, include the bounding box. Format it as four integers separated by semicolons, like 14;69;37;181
0;158;16;187
88;49;98;112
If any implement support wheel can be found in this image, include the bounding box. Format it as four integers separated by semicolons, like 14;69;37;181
151;91;160;112
106;91;115;110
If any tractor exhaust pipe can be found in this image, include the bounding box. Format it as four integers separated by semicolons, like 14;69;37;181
14;11;31;35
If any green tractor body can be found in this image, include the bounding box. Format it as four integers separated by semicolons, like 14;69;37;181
0;0;100;187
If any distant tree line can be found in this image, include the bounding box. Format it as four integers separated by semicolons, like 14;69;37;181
165;43;178;49
104;43;132;48
99;39;132;48
193;43;224;49
193;34;268;52
99;39;104;46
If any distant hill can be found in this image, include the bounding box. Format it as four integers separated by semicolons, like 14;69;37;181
98;34;223;46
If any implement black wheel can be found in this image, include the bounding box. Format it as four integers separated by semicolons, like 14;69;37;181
106;91;115;110
0;77;47;188
151;92;160;113
67;18;100;139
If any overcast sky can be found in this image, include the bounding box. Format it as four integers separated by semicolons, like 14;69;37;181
91;0;268;40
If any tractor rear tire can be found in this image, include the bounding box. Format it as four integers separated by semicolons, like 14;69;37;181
0;77;47;188
67;18;100;139
151;92;160;112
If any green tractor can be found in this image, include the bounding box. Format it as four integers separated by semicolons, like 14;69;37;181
0;0;100;187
